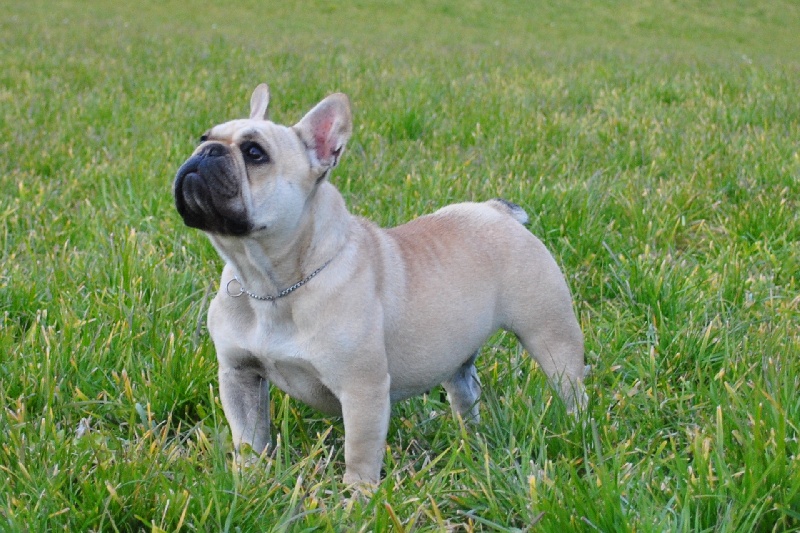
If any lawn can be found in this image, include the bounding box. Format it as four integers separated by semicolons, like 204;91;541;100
1;0;799;531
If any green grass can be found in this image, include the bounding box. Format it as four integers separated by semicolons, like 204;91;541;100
2;0;800;530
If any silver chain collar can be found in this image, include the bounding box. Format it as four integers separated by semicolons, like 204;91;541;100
225;258;333;301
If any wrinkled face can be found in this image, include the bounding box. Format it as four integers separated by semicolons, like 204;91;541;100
173;119;313;237
174;85;352;240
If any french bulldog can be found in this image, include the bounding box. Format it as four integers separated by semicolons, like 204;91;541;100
174;84;586;484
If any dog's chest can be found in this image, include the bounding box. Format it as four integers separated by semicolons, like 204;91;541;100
233;305;341;415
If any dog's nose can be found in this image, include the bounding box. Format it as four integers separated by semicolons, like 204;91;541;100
199;143;227;158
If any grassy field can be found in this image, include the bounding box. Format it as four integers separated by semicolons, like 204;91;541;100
2;0;799;530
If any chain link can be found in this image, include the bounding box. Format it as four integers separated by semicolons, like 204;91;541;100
226;258;333;301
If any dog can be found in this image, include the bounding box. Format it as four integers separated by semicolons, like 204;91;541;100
174;84;586;484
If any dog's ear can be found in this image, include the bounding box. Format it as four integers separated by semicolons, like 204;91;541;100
293;93;352;176
249;84;270;120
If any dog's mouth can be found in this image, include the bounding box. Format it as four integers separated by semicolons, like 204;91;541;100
174;154;252;236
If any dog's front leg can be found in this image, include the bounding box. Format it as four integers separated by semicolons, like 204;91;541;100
218;364;271;455
340;374;391;485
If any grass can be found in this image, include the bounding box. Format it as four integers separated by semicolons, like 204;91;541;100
2;0;799;530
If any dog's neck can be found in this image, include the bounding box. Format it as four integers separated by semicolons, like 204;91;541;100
209;182;350;299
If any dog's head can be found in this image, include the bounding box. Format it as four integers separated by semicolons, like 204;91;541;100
174;84;352;236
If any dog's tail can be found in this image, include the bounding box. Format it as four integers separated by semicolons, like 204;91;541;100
487;198;529;226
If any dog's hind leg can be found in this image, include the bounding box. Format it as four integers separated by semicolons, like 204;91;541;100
516;323;586;413
443;351;481;423
500;231;587;413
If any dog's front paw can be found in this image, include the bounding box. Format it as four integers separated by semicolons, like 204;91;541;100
233;443;270;470
342;472;378;504
342;471;379;489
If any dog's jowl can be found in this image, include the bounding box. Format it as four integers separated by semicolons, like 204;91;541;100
174;83;587;484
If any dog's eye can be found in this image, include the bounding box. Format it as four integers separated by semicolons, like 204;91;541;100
242;142;269;163
199;134;209;143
